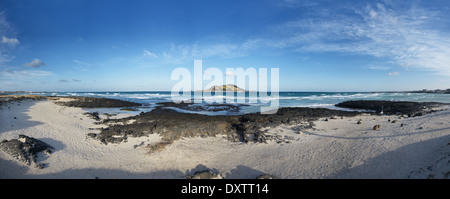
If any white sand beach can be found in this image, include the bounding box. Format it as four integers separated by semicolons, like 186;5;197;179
0;98;449;179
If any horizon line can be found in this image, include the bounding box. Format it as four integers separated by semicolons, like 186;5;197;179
2;89;449;93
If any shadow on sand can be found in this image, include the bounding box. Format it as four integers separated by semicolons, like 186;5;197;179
185;164;266;179
327;134;450;179
0;100;44;135
0;159;267;179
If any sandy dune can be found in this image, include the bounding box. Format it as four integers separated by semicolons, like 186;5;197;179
0;99;449;178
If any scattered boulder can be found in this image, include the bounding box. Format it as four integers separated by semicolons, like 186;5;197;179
133;141;145;149
357;119;362;125
186;170;223;179
373;125;381;130
0;135;54;169
83;112;101;121
256;174;278;179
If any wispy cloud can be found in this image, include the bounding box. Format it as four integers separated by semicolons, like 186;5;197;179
143;50;158;59
1;36;19;47
0;11;18;67
72;59;91;66
266;2;450;76
155;42;251;65
368;65;392;71
24;58;45;68
1;69;53;78
388;71;400;76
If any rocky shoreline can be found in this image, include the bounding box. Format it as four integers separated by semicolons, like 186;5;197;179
89;104;362;145
1;95;448;178
2;95;446;148
81;99;446;147
0;95;142;108
53;96;142;108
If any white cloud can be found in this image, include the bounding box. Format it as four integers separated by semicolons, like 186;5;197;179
0;12;18;67
155;42;250;65
0;69;53;78
268;2;450;76
72;59;92;66
1;36;19;47
143;50;158;59
24;58;45;68
368;65;391;71
0;52;14;67
388;71;400;76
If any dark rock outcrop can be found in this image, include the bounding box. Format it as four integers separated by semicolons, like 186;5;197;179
186;170;223;179
155;102;245;113
336;100;443;116
373;125;381;130
95;105;361;145
83;112;101;121
0;135;54;169
55;97;141;108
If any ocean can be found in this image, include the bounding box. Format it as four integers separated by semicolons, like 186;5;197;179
25;91;450;115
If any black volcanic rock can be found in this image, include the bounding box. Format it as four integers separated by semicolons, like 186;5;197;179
0;135;54;169
88;99;447;147
335;100;443;116
155;101;245;113
83;112;101;121
95;105;361;145
55;97;141;108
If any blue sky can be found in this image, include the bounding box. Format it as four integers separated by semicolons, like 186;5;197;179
1;0;450;92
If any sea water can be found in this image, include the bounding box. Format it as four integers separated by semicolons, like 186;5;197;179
19;91;450;115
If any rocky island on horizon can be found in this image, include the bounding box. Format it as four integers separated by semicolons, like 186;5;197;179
200;84;248;92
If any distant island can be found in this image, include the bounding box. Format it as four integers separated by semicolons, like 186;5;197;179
407;88;450;94
201;84;248;92
374;88;450;94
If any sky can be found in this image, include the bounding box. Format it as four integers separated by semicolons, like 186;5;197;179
1;0;450;92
